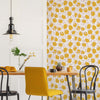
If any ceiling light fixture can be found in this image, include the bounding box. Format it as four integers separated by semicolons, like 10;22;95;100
3;0;19;39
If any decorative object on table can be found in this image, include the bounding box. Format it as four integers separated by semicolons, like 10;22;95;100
0;66;17;72
18;52;36;71
67;67;72;72
3;0;20;39
49;69;56;73
11;47;27;68
62;66;66;70
5;66;17;72
56;62;62;71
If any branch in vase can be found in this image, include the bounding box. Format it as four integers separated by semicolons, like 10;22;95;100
18;53;36;71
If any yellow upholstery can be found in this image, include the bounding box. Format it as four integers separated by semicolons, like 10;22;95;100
48;89;63;96
25;67;63;96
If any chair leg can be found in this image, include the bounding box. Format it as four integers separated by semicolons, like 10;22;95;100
28;95;31;100
1;96;3;100
94;93;96;100
6;95;8;100
70;93;72;100
41;96;43;100
85;93;87;100
48;96;49;100
60;94;62;100
17;93;19;100
80;93;82;100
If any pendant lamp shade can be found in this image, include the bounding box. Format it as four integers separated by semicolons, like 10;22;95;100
3;17;19;35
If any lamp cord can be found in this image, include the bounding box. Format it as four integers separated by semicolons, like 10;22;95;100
10;0;12;17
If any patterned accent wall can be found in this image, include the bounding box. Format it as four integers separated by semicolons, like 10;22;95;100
47;0;100;100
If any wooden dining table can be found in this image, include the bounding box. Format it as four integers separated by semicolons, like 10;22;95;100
1;71;78;100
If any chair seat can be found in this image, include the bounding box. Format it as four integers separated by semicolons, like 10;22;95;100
48;89;63;96
71;89;95;94
0;91;18;96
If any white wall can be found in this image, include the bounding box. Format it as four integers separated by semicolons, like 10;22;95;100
0;0;47;100
0;0;47;69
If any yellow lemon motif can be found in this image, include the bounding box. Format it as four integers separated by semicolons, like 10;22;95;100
91;58;95;63
92;2;96;6
92;42;96;47
68;18;73;23
63;1;67;5
67;59;72;63
63;48;67;52
76;42;80;46
92;18;96;23
79;8;83;12
87;48;91;52
62;38;66;42
76;65;80;70
68;42;73;47
79;31;83;36
65;53;69;58
76;18;80;23
69;25;73;30
64;6;69;11
87;24;91;29
62;15;66;19
69;1;73;6
98;13;100;17
91;35;95;40
88;6;92;11
64;30;69;34
67;11;72;16
88;53;93;58
49;0;53;4
53;18;57;23
63;24;67;29
60;8;64;12
72;7;75;11
58;19;63;23
91;11;95;16
87;1;91;5
55;8;59;12
67;35;72;40
73;0;77;4
72;31;75;34
63;95;67;99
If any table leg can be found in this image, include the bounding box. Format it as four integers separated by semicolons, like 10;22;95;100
66;75;72;100
72;75;76;100
66;75;77;100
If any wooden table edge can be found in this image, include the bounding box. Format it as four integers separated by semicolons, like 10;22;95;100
0;71;78;76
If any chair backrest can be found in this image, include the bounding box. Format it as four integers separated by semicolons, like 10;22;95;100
0;67;9;93
25;67;49;96
79;65;99;90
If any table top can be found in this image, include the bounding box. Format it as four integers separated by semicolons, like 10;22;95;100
0;71;78;76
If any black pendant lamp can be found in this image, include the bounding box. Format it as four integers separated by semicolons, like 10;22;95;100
3;0;19;39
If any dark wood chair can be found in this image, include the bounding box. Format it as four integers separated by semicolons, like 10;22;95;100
68;65;99;100
0;67;19;100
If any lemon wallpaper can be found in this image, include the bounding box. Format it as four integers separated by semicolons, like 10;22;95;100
47;0;100;100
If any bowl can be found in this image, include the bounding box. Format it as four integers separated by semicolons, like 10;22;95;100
49;69;56;73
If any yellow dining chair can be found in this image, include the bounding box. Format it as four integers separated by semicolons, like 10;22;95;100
25;67;63;100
